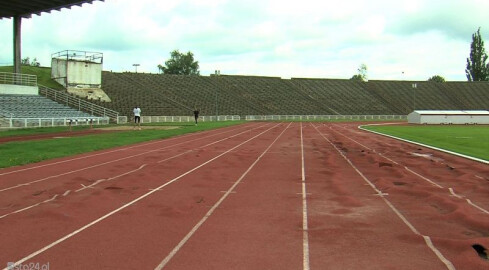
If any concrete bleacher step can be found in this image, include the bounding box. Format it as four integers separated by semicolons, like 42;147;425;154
0;94;98;119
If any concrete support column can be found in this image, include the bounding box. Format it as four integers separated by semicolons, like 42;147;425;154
13;15;22;74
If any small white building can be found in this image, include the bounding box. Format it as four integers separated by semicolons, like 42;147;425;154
408;110;489;124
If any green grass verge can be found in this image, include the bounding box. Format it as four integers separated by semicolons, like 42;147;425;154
0;125;94;137
362;125;489;161
0;121;245;168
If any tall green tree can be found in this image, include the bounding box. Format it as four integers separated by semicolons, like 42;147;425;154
158;50;200;75
428;75;446;82
350;64;368;81
465;28;489;81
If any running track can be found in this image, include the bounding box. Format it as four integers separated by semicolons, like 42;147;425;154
1;122;488;269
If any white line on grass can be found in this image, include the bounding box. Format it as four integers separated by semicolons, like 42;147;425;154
358;124;488;165
3;123;280;270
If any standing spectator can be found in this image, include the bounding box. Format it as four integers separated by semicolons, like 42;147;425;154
193;109;199;125
133;106;141;130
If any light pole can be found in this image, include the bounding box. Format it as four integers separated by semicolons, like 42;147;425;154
133;64;140;73
412;83;417;111
215;69;220;121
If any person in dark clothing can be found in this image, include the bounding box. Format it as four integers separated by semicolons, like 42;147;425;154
193;109;199;125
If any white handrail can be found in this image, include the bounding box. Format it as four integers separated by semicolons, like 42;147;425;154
38;85;120;123
0;72;37;86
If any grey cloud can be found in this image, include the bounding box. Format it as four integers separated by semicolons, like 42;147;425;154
387;1;489;40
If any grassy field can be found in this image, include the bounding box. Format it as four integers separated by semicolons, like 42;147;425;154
362;125;489;161
0;121;245;168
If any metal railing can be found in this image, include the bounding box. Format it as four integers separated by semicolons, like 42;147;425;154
245;115;407;121
0;72;37;86
138;115;241;124
114;115;405;124
1;117;110;128
38;85;120;123
51;50;103;64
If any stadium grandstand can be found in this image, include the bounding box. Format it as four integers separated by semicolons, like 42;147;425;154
3;67;489;127
1;0;488;126
89;71;489;118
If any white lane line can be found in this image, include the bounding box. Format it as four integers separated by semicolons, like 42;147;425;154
0;123;262;177
403;166;443;189
75;164;147;193
155;124;260;164
154;123;291;270
313;124;456;270
449;185;489;214
0;195;59;220
3;124;281;270
0;124;269;193
300;123;311;270
448;188;463;199
465;199;489;215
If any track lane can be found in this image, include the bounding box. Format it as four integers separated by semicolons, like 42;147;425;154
315;123;489;269
154;123;300;269
152;123;304;270
304;123;452;269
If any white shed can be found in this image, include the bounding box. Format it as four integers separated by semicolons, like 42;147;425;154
407;110;489;124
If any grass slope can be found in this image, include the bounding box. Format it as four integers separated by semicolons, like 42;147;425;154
363;125;489;161
0;65;65;90
0;121;244;168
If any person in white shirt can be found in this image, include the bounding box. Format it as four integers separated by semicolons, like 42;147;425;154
133;106;141;130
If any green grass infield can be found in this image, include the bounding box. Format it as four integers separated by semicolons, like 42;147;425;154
362;124;489;161
0;121;245;168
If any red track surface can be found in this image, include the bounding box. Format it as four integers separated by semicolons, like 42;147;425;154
1;122;488;269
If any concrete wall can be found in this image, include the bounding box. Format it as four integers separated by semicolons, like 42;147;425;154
51;58;102;88
409;112;489;124
421;115;489;124
51;58;67;87
0;84;38;95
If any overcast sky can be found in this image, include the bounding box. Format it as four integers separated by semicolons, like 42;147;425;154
1;0;488;80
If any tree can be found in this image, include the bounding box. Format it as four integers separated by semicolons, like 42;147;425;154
158;50;200;75
350;64;367;81
465;28;489;81
428;75;446;82
21;57;40;67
